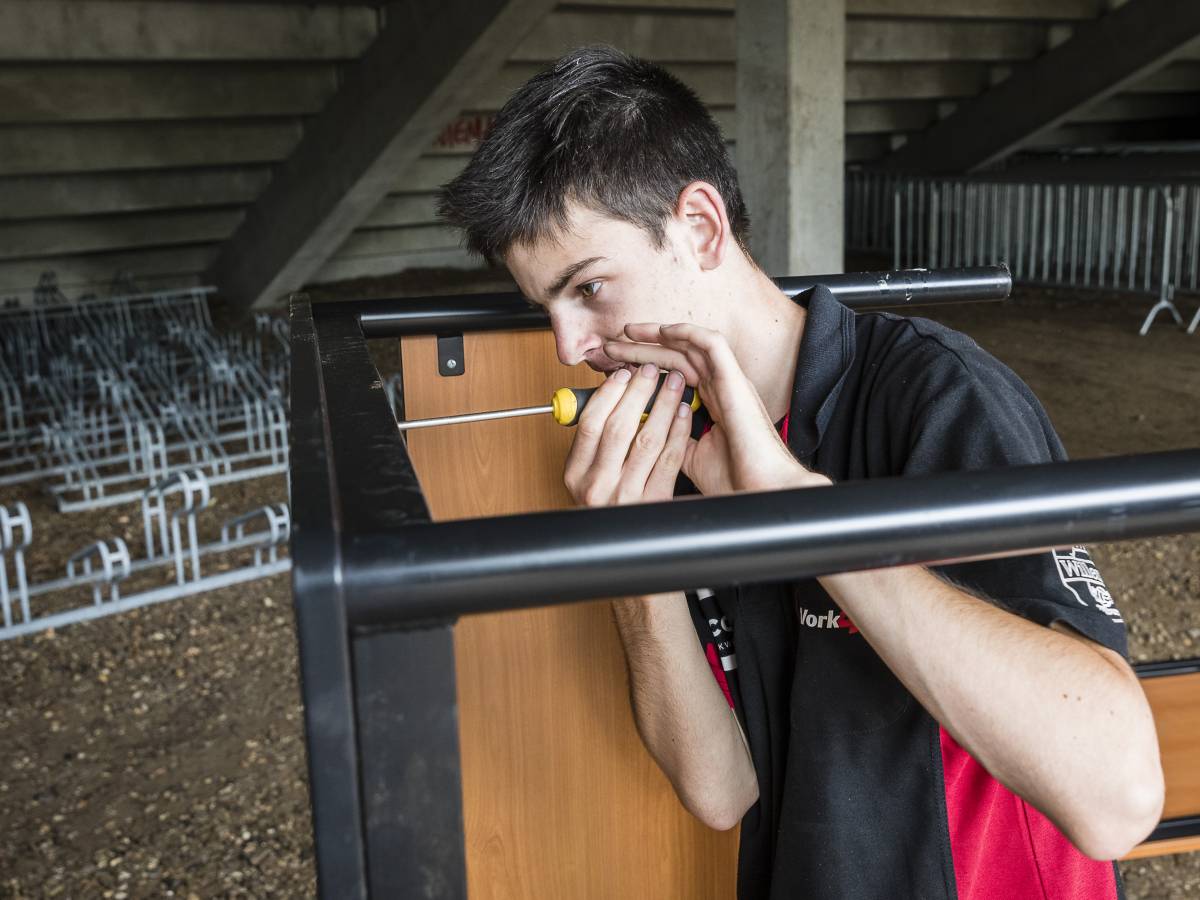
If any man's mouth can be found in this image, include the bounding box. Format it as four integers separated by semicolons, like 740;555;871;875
584;349;621;372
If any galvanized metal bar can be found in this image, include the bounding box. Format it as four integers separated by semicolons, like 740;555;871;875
1140;188;1183;336
1129;186;1143;292
1145;188;1158;295
1041;184;1053;282
1084;185;1096;287
1098;185;1112;287
1114;186;1128;289
894;186;902;270
1189;184;1200;291
1055;185;1067;284
1015;184;1026;279
930;185;941;269
906;180;915;268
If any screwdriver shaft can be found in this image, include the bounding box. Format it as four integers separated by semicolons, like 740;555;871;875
397;404;554;431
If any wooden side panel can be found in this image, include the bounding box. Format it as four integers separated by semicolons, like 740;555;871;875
400;330;738;900
1145;672;1200;822
1124;671;1200;860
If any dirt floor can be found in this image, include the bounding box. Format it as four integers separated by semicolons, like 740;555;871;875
1;276;1198;898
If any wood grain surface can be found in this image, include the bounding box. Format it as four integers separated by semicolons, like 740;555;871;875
1144;672;1200;821
1122;671;1200;860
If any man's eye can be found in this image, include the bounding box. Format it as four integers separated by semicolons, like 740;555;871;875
579;281;602;299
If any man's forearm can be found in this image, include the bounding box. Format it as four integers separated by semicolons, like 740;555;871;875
611;592;758;830
820;565;1163;858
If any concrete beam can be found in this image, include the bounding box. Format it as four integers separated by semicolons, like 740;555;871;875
0;2;376;61
513;10;733;62
335;225;462;259
0;169;272;220
315;247;477;284
738;0;845;275
1023;118;1200;149
513;12;1048;63
1127;61;1200;92
479;61;737;108
845;101;939;134
0;121;301;176
846;19;1047;61
475;61;988;112
393;156;470;193
209;0;558;310
847;62;990;100
0;210;242;260
0;245;216;296
0;64;337;123
883;0;1200;172
846;134;892;162
580;0;1101;17
363;194;442;229
1177;35;1200;61
1072;92;1200;122
847;0;1100;17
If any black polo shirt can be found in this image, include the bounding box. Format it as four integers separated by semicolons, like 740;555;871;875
684;286;1127;900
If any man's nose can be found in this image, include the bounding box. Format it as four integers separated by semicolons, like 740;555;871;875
549;310;592;366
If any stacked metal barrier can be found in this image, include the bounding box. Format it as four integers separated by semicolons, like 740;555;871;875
0;281;292;641
846;171;1200;335
0;284;290;509
0;468;291;640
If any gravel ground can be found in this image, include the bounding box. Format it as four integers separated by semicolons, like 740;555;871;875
0;277;1197;898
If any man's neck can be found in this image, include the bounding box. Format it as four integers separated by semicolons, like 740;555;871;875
722;265;808;424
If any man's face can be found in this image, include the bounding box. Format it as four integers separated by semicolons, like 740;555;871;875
505;203;712;372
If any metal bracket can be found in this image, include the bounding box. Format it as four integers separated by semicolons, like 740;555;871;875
437;334;465;377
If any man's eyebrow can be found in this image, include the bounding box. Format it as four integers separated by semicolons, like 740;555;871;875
544;256;606;300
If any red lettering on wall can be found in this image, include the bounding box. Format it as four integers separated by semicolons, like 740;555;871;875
435;113;497;149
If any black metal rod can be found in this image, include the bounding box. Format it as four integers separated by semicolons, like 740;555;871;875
1134;657;1200;678
289;301;371;898
343;448;1200;627
351;265;1011;337
1144;815;1200;845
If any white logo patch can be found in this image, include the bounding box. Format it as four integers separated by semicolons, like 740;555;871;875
1054;547;1122;623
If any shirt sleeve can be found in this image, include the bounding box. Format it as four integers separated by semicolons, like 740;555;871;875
896;345;1128;658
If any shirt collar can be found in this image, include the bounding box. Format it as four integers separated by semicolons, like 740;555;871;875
785;284;857;464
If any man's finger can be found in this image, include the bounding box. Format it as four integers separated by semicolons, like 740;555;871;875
591;363;663;476
563;367;633;486
603;340;699;383
644;401;694;498
657;323;739;371
654;323;764;418
622;322;667;343
618;369;687;497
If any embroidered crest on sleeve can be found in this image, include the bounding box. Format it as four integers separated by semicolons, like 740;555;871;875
1053;547;1123;623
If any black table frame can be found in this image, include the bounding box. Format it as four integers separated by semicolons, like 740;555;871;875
289;266;1200;899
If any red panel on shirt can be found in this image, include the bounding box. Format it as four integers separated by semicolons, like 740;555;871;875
939;727;1117;900
704;642;735;710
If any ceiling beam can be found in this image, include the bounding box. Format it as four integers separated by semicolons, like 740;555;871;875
209;0;555;310
881;0;1200;173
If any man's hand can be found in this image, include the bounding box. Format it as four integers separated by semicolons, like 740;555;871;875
564;362;694;507
603;323;829;496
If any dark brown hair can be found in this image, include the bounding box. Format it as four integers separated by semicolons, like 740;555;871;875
438;45;749;264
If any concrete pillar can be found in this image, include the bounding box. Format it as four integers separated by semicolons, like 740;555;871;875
737;0;845;276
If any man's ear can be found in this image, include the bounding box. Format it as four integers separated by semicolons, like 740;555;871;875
675;181;730;271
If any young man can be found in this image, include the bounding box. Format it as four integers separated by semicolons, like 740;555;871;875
438;46;1162;899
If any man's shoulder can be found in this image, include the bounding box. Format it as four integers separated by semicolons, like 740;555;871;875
851;310;1029;403
855;311;983;369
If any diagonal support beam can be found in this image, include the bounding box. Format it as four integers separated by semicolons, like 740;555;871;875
882;0;1200;174
210;0;555;311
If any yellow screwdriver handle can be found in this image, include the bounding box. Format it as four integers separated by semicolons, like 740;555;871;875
552;375;702;426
